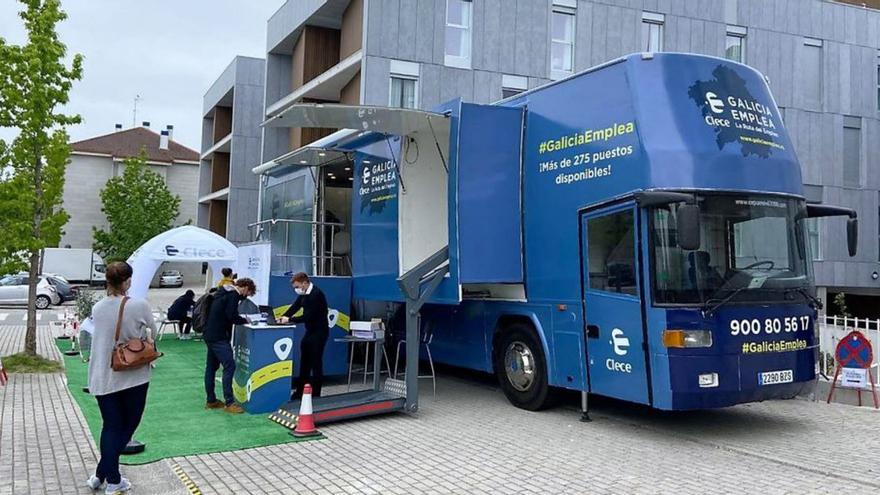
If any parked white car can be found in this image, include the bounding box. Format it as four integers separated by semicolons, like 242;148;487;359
159;270;183;288
0;275;61;309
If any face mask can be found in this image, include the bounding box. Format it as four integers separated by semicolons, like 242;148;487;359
294;287;305;296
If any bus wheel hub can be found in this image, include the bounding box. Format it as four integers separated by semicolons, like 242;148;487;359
505;341;535;392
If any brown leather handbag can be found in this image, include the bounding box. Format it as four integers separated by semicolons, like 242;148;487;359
111;296;161;371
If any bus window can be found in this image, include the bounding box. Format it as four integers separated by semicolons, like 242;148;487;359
650;195;812;306
587;209;637;296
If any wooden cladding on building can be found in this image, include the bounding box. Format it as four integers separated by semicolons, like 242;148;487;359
341;0;363;59
834;0;880;10
212;106;232;143
211;152;230;193
341;71;361;105
292;26;342;92
208;199;227;238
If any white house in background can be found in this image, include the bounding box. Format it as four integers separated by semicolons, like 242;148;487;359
61;123;201;285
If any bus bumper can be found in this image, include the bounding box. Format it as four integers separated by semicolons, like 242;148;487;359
661;349;817;410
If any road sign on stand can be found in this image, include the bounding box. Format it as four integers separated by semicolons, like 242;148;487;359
827;331;878;409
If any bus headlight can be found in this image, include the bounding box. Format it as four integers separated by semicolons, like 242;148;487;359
663;329;713;348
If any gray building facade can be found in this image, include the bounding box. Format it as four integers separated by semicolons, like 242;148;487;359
257;0;880;300
198;56;266;244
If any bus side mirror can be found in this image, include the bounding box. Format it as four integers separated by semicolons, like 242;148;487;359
847;218;858;257
677;204;701;251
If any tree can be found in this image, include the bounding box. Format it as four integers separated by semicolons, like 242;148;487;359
93;151;181;262
833;292;851;318
0;0;82;357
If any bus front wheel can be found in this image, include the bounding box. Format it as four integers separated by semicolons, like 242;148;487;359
494;323;555;411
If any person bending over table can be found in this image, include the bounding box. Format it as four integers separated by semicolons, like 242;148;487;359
203;278;256;414
279;272;329;399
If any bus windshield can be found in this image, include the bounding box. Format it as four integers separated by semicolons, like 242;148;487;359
650;194;814;305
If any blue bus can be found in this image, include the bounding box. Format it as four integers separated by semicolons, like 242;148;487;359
259;53;857;412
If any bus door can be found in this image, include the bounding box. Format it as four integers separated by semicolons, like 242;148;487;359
580;202;651;405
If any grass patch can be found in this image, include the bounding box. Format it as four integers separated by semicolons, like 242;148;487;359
1;352;62;373
55;338;317;464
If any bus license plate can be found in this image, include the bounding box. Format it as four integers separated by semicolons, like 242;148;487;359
758;370;793;386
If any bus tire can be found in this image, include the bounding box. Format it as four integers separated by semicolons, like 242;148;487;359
493;323;555;411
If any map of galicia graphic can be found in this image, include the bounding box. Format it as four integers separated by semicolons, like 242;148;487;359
688;65;775;158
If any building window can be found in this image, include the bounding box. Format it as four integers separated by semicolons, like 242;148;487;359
445;0;472;69
843;116;861;188
725;26;747;63
641;12;664;52
802;38;823;110
390;77;417;109
550;3;576;79
807;218;821;261
501;74;528;99
389;60;419;109
876;51;880;112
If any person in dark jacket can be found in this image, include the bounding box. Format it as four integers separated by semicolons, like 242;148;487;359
279;272;330;398
168;290;196;339
203;278;256;414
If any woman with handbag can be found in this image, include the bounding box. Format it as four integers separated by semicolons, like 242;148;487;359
86;261;159;494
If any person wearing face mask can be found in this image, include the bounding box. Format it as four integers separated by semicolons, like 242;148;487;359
279;272;329;399
203;278;257;414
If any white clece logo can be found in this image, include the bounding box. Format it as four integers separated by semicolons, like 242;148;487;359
611;328;630;356
705;92;725;114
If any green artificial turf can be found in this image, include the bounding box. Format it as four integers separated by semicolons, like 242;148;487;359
56;338;319;465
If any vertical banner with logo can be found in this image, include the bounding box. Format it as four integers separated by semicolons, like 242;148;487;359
235;242;272;306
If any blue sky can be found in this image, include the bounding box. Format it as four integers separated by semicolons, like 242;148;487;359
0;1;283;151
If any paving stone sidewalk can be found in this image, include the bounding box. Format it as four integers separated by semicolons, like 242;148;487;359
170;376;880;495
0;324;186;495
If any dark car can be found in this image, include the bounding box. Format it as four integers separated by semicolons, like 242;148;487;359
45;274;77;302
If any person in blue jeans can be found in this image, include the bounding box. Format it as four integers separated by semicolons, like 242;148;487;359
202;278;256;414
86;261;157;494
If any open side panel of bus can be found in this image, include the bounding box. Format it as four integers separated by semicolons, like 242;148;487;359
263;102;460;304
264;101;526;304
456;103;525;285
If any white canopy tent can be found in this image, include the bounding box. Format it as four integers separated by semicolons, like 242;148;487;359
126;226;238;300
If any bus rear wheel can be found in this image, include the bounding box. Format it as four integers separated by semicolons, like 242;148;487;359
494;323;555;411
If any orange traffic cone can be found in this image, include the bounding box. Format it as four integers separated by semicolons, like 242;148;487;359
292;384;320;438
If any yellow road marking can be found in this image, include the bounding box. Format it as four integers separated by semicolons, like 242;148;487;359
170;463;202;495
233;360;294;404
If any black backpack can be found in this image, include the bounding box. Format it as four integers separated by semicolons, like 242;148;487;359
192;292;215;334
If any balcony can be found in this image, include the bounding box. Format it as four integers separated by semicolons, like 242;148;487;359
266;50;362;118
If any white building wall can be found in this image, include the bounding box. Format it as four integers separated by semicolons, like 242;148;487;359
166;162;200;226
60;154;113;249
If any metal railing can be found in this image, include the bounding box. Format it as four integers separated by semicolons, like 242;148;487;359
818;315;880;384
248;218;350;276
